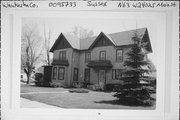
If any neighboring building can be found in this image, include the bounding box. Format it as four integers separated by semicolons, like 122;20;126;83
48;28;152;88
21;70;27;82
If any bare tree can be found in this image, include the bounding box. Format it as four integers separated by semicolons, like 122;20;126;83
43;23;51;65
69;26;94;39
21;22;43;84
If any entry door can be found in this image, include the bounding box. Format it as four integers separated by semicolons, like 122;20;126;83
98;70;105;85
73;68;79;81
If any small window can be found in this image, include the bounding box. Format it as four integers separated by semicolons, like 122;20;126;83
112;69;122;79
116;49;123;62
85;52;91;63
52;67;57;80
58;67;65;80
99;51;106;60
59;51;66;60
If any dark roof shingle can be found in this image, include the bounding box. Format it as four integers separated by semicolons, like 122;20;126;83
50;27;151;52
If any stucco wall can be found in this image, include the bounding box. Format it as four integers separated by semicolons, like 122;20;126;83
78;51;88;83
71;50;80;83
90;46;130;84
52;48;73;87
78;46;130;85
51;45;132;86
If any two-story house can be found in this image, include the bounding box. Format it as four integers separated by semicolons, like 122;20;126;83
48;27;152;88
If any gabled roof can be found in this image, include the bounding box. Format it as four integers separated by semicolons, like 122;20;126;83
63;33;80;49
80;36;96;50
89;32;115;49
88;27;152;52
50;33;80;52
108;27;147;46
50;27;152;52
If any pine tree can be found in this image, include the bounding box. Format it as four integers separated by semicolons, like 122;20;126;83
114;31;155;106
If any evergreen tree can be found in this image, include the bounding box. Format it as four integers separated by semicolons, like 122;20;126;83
114;31;155;106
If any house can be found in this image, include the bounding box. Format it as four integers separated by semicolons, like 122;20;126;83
48;28;152;88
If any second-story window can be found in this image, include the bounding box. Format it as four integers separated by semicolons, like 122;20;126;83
116;49;123;62
99;51;106;60
59;51;66;60
85;52;91;63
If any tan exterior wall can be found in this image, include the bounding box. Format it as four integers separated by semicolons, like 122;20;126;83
79;51;86;83
89;46;130;85
77;46;130;85
51;46;133;87
52;48;73;87
71;50;80;83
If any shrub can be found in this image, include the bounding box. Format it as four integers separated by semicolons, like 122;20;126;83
81;82;93;88
50;82;63;88
34;73;50;87
69;88;89;93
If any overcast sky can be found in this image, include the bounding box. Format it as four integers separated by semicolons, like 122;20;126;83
22;11;158;66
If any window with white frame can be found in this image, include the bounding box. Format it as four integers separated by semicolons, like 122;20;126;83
112;69;122;79
116;49;123;62
52;67;57;80
99;51;106;60
58;67;65;80
59;51;66;60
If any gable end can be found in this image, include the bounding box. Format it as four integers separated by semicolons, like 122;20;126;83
50;33;72;52
141;29;152;53
89;32;115;49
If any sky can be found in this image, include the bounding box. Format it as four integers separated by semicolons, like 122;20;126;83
22;11;158;66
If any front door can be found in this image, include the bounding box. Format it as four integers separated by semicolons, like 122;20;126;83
73;68;79;82
98;70;106;89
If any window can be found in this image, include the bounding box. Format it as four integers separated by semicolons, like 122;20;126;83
59;51;66;60
58;67;65;80
112;69;122;79
116;49;123;62
52;67;57;80
85;52;91;63
84;68;90;83
99;51;106;60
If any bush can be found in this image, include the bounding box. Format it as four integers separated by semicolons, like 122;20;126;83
69;88;89;93
50;82;63;88
104;84;114;91
34;73;50;87
81;82;93;88
104;84;121;92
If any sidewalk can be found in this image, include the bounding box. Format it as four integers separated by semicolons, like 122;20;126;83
21;98;60;108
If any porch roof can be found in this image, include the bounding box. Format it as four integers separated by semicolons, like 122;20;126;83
87;60;113;68
51;60;69;66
